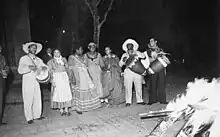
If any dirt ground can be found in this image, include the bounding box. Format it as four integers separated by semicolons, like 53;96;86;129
0;74;189;137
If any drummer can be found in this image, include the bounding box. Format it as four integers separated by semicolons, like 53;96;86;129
18;42;47;124
146;38;168;105
119;39;147;107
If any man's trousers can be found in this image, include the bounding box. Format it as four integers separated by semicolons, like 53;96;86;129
148;69;166;103
124;69;143;104
0;77;5;123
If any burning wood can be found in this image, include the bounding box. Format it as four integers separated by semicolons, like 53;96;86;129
143;78;220;137
139;110;173;119
145;107;194;137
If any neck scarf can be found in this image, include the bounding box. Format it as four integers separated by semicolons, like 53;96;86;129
28;53;36;60
54;55;64;65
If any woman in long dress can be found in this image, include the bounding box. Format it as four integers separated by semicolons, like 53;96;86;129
47;49;72;116
102;47;125;105
68;46;101;114
84;42;110;103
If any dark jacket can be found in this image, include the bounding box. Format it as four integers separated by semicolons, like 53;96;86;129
43;53;53;64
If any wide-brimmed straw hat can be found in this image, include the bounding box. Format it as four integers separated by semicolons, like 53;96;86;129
122;39;139;51
22;42;42;54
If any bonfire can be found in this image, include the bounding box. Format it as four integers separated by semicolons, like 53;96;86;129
141;78;220;137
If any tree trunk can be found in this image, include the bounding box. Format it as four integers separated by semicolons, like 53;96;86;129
92;15;100;51
96;25;100;51
93;22;100;50
85;0;114;51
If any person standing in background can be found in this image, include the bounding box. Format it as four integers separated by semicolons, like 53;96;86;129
42;48;53;105
102;46;125;106
43;48;53;64
0;45;9;125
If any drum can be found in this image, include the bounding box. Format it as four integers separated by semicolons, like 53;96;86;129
126;56;147;76
148;57;168;74
36;67;51;83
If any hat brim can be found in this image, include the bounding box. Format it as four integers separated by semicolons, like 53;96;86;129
122;39;139;51
23;42;42;54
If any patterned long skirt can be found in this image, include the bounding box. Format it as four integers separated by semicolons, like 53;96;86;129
102;71;125;105
72;85;101;112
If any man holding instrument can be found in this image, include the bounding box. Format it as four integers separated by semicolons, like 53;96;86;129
146;38;169;105
119;39;147;107
18;42;47;124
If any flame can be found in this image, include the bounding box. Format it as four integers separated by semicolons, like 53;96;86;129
209;112;220;137
164;78;220;136
166;78;220;112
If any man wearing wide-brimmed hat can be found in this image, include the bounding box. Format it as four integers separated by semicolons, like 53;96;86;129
18;42;47;124
119;39;147;107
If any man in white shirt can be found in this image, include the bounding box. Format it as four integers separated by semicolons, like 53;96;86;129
18;42;47;124
119;39;147;107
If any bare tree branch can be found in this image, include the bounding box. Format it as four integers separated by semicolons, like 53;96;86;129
99;0;114;27
84;0;95;16
96;0;102;6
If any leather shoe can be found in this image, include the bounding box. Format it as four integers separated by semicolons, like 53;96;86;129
67;112;72;116
35;116;45;120
27;120;34;124
160;102;168;104
125;103;131;107
137;102;146;105
147;102;156;105
61;112;66;116
76;111;83;115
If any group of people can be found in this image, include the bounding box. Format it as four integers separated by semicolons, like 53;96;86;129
119;38;168;107
17;40;126;124
0;37;169;125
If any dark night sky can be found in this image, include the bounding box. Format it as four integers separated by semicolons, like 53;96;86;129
28;0;217;67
